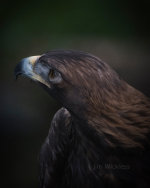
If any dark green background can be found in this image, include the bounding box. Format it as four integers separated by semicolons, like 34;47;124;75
1;0;150;187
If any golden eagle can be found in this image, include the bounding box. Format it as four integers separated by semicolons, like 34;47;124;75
15;50;150;188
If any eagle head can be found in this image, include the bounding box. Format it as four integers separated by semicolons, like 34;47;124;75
15;50;127;119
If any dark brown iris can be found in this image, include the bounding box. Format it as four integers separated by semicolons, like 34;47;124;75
49;69;55;79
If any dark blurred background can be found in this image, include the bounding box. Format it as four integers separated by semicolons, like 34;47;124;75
1;0;150;187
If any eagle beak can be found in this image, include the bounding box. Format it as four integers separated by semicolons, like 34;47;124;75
15;56;50;88
15;56;40;79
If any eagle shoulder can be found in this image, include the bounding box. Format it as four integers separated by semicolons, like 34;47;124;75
50;107;72;130
39;107;72;188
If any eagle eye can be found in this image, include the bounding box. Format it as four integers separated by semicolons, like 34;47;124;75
48;68;62;84
49;69;55;79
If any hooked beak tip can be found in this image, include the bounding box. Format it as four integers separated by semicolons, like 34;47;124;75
14;61;24;79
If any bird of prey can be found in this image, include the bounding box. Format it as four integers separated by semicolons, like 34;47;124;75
15;50;150;188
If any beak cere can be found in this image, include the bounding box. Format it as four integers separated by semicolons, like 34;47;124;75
15;55;50;88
